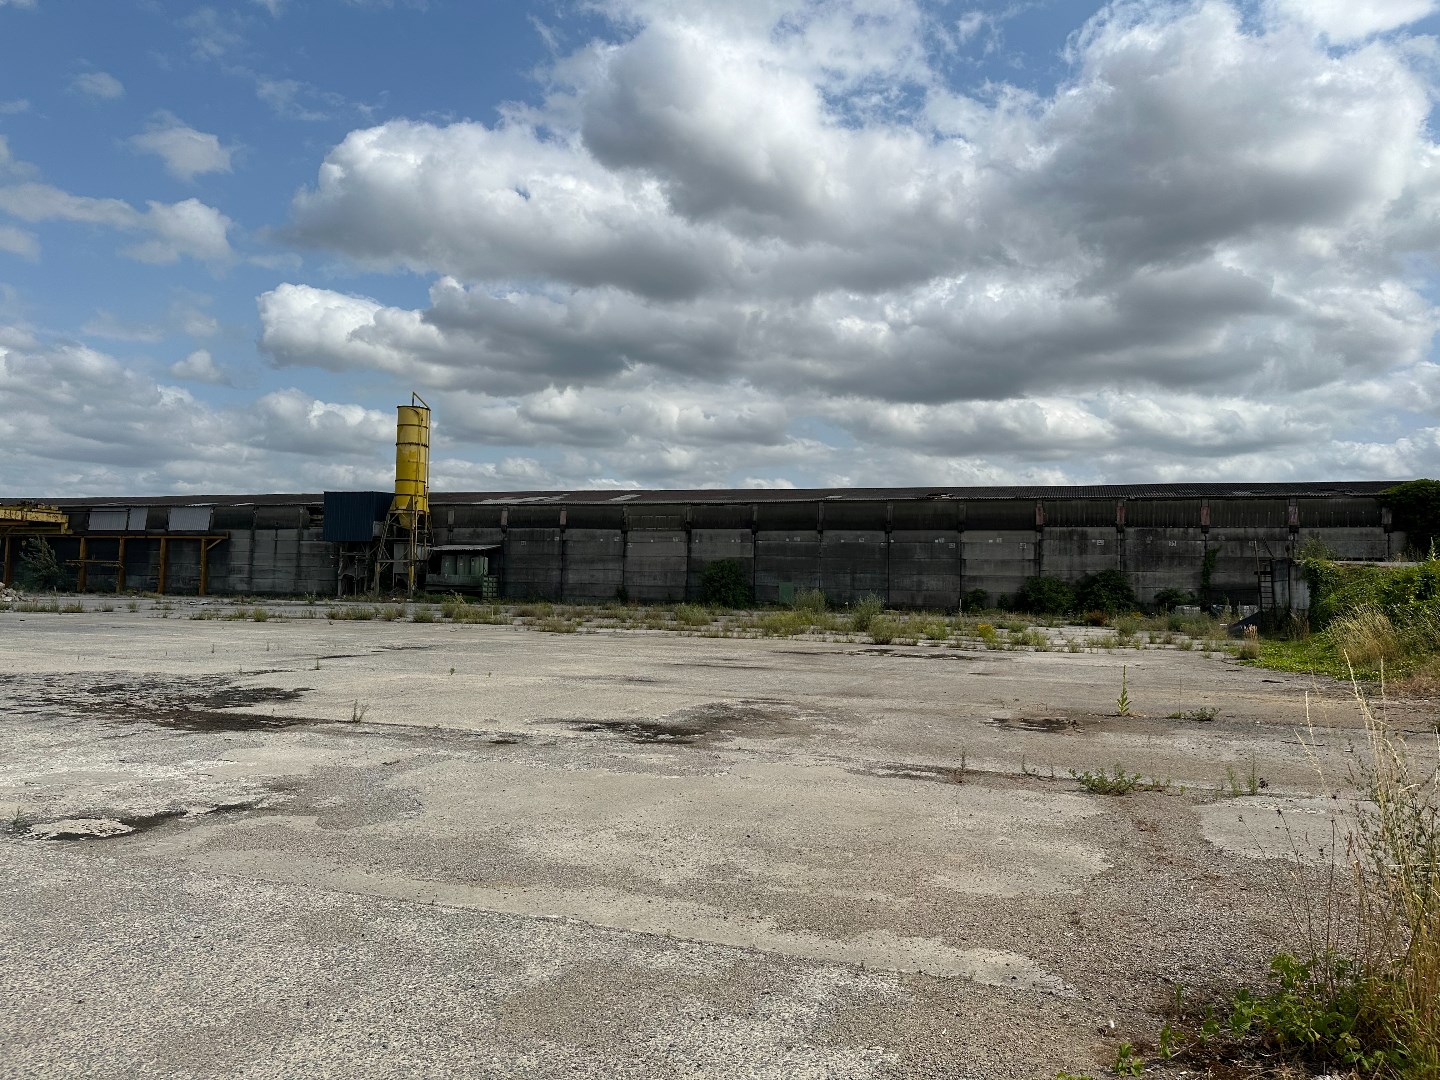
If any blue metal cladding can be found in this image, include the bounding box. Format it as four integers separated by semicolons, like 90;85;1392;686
322;491;394;542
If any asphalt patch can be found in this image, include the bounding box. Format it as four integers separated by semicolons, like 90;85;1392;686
986;715;1081;733
0;672;319;733
849;762;969;785
558;699;818;746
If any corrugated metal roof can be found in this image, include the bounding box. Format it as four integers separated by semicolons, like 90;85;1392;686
1;480;1404;509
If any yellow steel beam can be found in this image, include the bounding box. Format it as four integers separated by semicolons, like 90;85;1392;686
0;505;70;532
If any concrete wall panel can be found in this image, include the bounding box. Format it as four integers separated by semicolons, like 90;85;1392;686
624;530;687;602
961;530;1037;605
819;530;888;605
755;531;820;604
1040;527;1119;580
563;528;625;601
687;529;755;598
889;531;960;609
505;528;563;599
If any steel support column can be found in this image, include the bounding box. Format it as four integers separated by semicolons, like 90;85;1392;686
116;538;126;592
158;537;169;595
76;537;88;592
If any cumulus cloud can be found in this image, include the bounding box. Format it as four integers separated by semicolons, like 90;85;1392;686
0;182;235;265
246;0;1440;488
72;71;124;99
168;348;230;384
0;327;402;494
0;224;37;258
1266;0;1437;43
130;113;234;181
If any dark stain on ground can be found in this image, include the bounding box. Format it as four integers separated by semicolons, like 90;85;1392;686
986;715;1082;733
849;762;969;785
671;661;774;671
851;648;981;660
558;699;818;746
0;672;320;733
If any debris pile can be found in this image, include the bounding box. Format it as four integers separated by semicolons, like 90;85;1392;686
0;585;22;602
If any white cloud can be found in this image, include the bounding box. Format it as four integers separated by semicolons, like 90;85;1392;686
0;183;235;265
0;99;30;115
168;349;230;384
1266;0;1437;43
129;114;234;181
0;328;404;494
71;71;124;99
9;0;1440;493
0;224;37;259
252;0;1440;490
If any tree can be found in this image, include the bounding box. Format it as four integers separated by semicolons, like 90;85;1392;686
699;559;752;608
1075;568;1137;614
1016;575;1075;614
16;537;70;591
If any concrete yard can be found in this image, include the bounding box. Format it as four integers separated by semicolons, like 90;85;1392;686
1;601;1423;1078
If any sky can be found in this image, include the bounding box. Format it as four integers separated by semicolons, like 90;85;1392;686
2;0;1440;497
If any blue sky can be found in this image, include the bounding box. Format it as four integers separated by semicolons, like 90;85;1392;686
2;0;1439;495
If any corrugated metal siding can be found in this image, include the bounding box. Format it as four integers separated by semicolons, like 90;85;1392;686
756;502;821;531
508;505;564;528
564;505;626;529
321;492;390;542
1126;500;1203;528
1296;498;1382;528
628;504;688;531
89;509;128;531
1042;500;1113;528
168;506;214;532
890;501;960;530
691;504;753;529
1209;499;1289;529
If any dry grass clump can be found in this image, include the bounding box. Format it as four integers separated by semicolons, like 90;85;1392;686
1346;689;1440;1073
672;603;713;627
1329;607;1404;670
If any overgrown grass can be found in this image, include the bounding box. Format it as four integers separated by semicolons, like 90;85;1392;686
849;594;884;632
1113;686;1439;1077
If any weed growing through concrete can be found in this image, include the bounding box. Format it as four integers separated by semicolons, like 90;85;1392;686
868;615;898;645
1136;682;1438;1077
1220;753;1264;797
1238;624;1261;660
849;594;884;633
1116;666;1131;716
1070;765;1142;795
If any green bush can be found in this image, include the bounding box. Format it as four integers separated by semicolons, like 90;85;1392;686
869;615;898;645
700;559;752;608
1153;587;1195;612
849;594;884;632
1016;575;1075;614
792;588;827;613
1075;568;1137;614
962;588;989;612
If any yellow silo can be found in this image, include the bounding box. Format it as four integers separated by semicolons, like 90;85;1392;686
393;392;430;526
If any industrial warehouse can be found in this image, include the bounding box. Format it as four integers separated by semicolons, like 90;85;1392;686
0;398;1405;607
